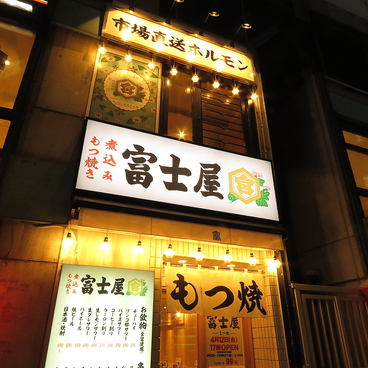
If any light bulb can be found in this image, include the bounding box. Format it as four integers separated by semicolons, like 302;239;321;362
213;79;220;89
267;256;281;268
248;253;257;266
192;74;199;83
170;66;178;76
224;249;232;263
195;247;204;261
232;86;239;95
165;244;174;258
100;236;111;251
5;60;10;66
99;45;106;55
125;52;132;62
62;232;74;247
251;92;258;100
135;240;144;254
148;60;155;70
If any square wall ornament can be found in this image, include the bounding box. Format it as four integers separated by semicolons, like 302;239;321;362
88;49;161;133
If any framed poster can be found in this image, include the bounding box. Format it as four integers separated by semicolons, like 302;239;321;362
44;265;154;368
87;48;161;133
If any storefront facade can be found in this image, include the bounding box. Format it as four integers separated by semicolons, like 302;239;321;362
0;1;292;367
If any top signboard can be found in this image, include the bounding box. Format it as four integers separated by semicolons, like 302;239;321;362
75;119;278;221
103;8;255;83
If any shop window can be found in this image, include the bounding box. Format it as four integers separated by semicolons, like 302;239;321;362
315;21;368;92
359;196;368;217
167;71;193;141
0;21;35;148
201;81;245;154
165;67;251;155
343;130;368;216
0;119;10;148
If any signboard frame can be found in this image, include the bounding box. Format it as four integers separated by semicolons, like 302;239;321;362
74;118;279;223
44;264;155;368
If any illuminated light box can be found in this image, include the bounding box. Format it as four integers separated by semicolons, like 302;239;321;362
44;265;154;368
103;8;255;83
76;119;279;221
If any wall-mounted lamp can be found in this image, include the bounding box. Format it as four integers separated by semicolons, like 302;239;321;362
251;92;258;100
164;244;175;258
200;0;220;35
232;81;239;95
191;68;199;83
62;231;75;248
223;249;232;263
170;62;178;76
213;77;220;89
248;252;257;266
166;0;185;24
98;44;106;55
267;255;281;268
125;50;133;62
195;247;204;261
100;236;111;251
148;56;155;70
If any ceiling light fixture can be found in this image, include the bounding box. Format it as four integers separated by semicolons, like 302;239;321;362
248;252;257;266
100;236;111;251
195;247;204;261
224;249;232;263
135;240;144;254
164;244;175;258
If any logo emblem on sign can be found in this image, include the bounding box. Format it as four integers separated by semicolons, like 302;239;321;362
228;168;271;207
127;278;148;296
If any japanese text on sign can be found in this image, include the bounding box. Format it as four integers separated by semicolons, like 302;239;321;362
45;265;154;368
76;120;279;221
165;266;267;318
103;9;255;83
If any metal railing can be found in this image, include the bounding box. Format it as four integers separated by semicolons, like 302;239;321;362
292;283;368;368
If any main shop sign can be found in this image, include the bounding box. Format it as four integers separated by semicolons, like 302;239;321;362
76;119;279;221
44;265;154;368
103;8;255;83
165;266;267;318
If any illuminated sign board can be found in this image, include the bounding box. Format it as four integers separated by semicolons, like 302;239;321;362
76;119;279;221
103;8;255;83
45;265;154;368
